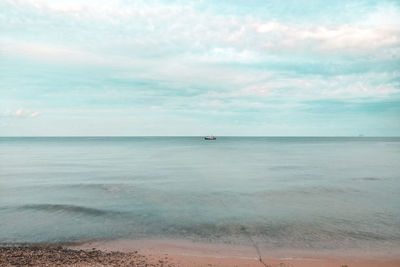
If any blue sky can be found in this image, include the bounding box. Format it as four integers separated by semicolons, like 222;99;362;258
1;0;399;136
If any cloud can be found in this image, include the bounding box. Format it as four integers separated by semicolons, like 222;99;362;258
2;109;40;118
14;108;24;117
2;0;399;61
29;111;40;118
254;22;400;53
0;38;106;65
0;0;399;136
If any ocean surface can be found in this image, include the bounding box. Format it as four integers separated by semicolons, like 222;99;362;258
1;137;400;254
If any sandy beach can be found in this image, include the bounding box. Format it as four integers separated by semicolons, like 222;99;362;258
2;239;399;267
70;239;400;267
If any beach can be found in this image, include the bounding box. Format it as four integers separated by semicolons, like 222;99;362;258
1;240;400;267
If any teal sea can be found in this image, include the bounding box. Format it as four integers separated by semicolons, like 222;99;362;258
1;137;399;253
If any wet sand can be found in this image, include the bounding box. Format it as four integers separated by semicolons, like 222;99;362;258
74;239;400;267
1;239;399;267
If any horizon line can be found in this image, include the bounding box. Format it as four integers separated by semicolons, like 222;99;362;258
1;135;399;138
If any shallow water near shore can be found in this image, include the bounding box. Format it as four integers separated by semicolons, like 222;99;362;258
1;137;400;256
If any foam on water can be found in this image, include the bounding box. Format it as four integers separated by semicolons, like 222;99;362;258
0;137;399;254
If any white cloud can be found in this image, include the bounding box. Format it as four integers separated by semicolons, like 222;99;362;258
1;0;399;106
2;109;40;118
4;0;399;59
14;108;24;117
193;72;399;103
254;22;400;53
29;111;40;118
0;38;106;64
187;47;259;63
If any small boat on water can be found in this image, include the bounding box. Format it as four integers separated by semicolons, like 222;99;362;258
204;135;216;140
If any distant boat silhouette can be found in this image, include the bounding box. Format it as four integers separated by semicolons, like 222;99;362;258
204;135;216;140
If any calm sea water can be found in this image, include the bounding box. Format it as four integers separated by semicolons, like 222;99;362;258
1;137;399;253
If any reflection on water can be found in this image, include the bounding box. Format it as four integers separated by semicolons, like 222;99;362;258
0;137;399;253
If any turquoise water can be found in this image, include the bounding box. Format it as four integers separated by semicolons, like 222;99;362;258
1;137;399;252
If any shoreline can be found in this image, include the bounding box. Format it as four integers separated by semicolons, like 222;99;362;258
2;239;399;266
67;238;400;260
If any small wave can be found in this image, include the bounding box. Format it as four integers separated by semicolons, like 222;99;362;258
269;165;302;171
350;177;384;183
50;183;136;194
359;177;382;181
166;222;400;245
19;204;112;216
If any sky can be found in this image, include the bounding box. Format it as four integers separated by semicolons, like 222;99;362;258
0;0;400;136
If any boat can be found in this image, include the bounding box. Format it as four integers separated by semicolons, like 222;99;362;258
204;135;216;140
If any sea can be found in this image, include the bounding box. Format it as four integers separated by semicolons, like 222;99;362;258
1;137;399;255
